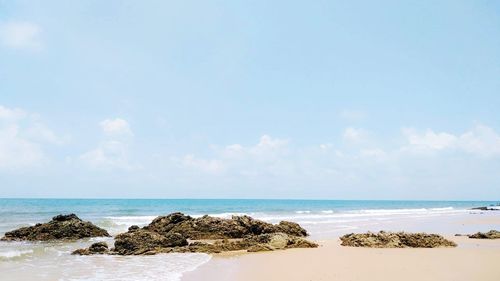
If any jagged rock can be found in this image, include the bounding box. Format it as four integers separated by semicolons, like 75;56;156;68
276;221;308;237
72;242;109;255
146;213;309;239
468;230;500;239
72;212;317;256
113;230;188;255
1;214;110;241
145;212;193;234
340;231;456;248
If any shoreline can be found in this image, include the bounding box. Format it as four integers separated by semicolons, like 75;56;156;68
183;236;500;281
1;203;499;281
183;214;500;281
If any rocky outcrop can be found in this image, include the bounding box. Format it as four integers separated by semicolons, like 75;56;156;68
340;231;457;248
73;212;317;255
144;213;308;239
468;230;500;239
113;230;188;255
72;242;109;255
1;214;110;241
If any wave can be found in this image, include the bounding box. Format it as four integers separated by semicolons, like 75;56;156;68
64;253;211;281
253;207;464;223
0;249;33;259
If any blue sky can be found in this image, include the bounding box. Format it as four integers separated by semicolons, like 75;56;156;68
0;0;499;199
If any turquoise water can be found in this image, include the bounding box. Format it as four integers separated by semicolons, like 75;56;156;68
0;199;497;235
1;198;495;216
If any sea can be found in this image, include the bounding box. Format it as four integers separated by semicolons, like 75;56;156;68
0;199;499;281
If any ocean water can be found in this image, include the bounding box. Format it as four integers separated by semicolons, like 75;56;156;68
0;199;499;281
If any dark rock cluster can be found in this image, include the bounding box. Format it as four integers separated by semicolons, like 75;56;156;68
72;241;109;255
468;230;500;239
1;214;110;241
471;206;500;211
72;212;317;255
340;231;457;248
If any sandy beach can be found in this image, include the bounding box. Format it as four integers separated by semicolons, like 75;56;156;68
184;214;500;281
184;236;500;281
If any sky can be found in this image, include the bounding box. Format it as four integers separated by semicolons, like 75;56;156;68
0;0;499;199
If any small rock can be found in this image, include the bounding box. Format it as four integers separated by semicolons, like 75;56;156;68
128;225;140;232
340;231;456;248
72;242;109;255
468;230;500;239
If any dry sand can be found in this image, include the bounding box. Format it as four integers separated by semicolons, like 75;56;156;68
183;236;500;281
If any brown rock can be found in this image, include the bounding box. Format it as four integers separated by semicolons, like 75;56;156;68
73;212;316;256
468;230;500;239
340;231;457;248
72;242;109;255
113;230;188;255
1;214;110;241
145;213;309;240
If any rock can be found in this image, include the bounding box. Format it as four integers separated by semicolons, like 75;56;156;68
276;221;308;237
73;212;316;256
72;242;109;255
128;225;140;232
468;230;500;239
146;213;309;239
471;205;500;211
113;229;188;255
1;214;110;241
244;232;318;251
340;231;457;248
167;215;249;239
145;212;193;234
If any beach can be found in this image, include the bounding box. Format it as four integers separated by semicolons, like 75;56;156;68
183;209;500;281
0;199;499;281
184;236;500;281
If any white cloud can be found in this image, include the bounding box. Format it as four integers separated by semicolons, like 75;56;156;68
100;118;133;136
0;105;62;170
180;135;289;175
25;123;67;145
402;125;500;157
457;125;500;156
342;127;368;143
0;124;45;170
0;105;27;120
403;128;457;150
0;21;42;51
80;140;133;170
80;118;135;170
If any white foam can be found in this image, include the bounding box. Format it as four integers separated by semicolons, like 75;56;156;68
0;249;33;258
103;216;157;225
193;212;253;219
62;253;211;281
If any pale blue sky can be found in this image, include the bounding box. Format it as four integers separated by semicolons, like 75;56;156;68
1;0;499;199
